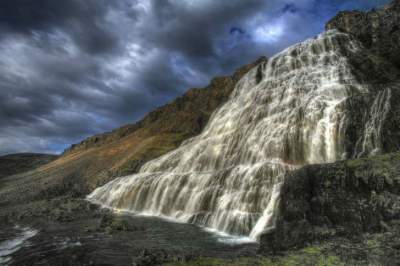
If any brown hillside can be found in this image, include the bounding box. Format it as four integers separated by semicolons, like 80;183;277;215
0;57;266;205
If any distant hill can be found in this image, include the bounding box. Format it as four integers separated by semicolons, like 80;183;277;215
0;1;400;265
0;153;58;179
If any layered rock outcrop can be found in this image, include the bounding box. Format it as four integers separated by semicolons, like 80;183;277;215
88;28;400;239
326;0;400;69
260;0;400;254
326;1;400;156
1;2;399;263
260;152;400;253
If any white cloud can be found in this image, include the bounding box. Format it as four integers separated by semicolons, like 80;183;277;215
253;22;285;43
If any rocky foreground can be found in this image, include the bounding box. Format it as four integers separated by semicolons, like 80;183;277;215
1;1;400;265
1;153;399;265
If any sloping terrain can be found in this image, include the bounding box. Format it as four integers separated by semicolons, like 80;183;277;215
0;1;399;265
87;28;400;239
0;57;265;205
0;153;57;179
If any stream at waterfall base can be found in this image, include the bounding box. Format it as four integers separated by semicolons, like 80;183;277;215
0;208;258;265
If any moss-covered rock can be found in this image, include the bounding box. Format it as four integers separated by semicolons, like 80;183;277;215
326;0;400;69
260;152;400;259
164;246;345;266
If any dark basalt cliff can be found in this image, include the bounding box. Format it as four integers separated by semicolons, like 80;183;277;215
260;0;400;259
1;1;400;264
325;0;400;158
326;0;400;69
260;153;400;255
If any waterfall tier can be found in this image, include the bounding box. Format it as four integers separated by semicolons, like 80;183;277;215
88;30;399;240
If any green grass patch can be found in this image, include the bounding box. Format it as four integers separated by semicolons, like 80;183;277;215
163;246;345;266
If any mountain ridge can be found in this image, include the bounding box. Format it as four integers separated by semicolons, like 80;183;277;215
0;56;266;206
0;1;400;265
88;27;400;240
63;56;267;156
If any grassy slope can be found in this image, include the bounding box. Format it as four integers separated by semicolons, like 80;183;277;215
0;153;57;179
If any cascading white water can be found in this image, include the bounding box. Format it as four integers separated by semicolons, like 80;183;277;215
88;30;384;240
249;182;282;240
358;88;392;157
0;226;38;265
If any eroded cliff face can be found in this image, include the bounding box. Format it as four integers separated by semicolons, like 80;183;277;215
326;1;400;156
326;0;400;69
88;28;400;240
1;2;399;262
260;0;400;255
260;152;400;252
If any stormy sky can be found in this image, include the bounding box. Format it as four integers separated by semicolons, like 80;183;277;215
0;0;390;155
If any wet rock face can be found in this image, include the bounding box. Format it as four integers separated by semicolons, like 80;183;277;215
259;152;400;253
260;1;400;254
341;86;400;158
326;0;400;69
88;28;400;239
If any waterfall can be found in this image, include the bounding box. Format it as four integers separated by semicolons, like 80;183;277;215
357;88;392;157
249;182;282;240
88;30;389;241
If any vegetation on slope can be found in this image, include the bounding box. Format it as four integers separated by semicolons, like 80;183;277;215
0;153;57;179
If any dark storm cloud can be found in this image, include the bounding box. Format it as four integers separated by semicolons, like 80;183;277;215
145;0;268;58
0;0;120;54
0;0;392;155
